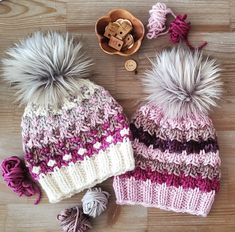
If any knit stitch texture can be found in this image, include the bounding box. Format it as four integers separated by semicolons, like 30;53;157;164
22;79;134;203
2;32;135;203
113;103;221;216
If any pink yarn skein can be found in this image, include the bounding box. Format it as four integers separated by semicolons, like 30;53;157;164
146;2;175;39
1;156;41;204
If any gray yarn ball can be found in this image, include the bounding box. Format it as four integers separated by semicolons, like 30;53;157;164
81;187;110;218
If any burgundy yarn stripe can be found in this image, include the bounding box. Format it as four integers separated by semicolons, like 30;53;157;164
24;135;128;178
135;154;221;180
130;123;219;154
122;167;220;193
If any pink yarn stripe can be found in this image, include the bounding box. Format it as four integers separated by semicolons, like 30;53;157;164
133;111;216;142
22;112;126;149
136;155;220;180
133;139;221;167
24;115;128;151
25;134;130;178
133;103;214;130
113;177;215;216
133;120;215;142
22;87;125;147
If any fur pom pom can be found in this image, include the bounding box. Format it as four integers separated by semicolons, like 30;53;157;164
2;31;93;107
143;45;223;118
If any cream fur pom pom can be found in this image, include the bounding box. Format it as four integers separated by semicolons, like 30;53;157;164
143;45;223;118
2;31;93;107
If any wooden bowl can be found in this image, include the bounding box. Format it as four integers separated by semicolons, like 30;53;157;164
95;9;145;56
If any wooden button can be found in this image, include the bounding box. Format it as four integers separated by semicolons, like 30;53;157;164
103;22;119;39
122;34;134;50
108;36;124;51
115;18;124;25
104;18;134;51
116;21;133;40
125;59;137;72
121;19;132;27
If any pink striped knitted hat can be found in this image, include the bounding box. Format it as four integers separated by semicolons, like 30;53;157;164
2;32;134;203
113;46;223;216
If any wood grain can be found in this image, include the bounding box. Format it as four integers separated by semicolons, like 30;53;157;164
0;0;235;231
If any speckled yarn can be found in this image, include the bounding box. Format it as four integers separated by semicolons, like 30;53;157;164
113;104;221;216
22;80;134;203
2;32;134;203
113;46;222;217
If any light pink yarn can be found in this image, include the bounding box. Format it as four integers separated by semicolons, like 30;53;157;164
146;2;176;39
114;178;215;217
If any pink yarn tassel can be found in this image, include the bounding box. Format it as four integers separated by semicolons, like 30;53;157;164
57;206;92;232
1;156;41;204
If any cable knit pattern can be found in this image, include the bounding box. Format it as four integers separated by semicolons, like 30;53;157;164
22;81;135;203
113;103;221;216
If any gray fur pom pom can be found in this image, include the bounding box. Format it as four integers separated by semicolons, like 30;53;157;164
2;31;93;107
143;45;223;118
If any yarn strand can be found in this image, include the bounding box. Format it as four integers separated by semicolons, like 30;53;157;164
146;2;207;50
1;156;41;204
147;2;176;39
82;187;110;218
57;206;92;232
169;14;207;50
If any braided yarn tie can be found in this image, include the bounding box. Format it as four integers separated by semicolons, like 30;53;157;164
147;2;176;39
82;187;110;218
57;206;92;232
1;156;41;204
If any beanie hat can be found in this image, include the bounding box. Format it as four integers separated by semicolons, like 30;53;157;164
2;32;134;203
113;46;223;216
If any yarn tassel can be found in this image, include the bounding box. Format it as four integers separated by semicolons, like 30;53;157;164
57;206;92;232
57;187;110;232
1;156;41;204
